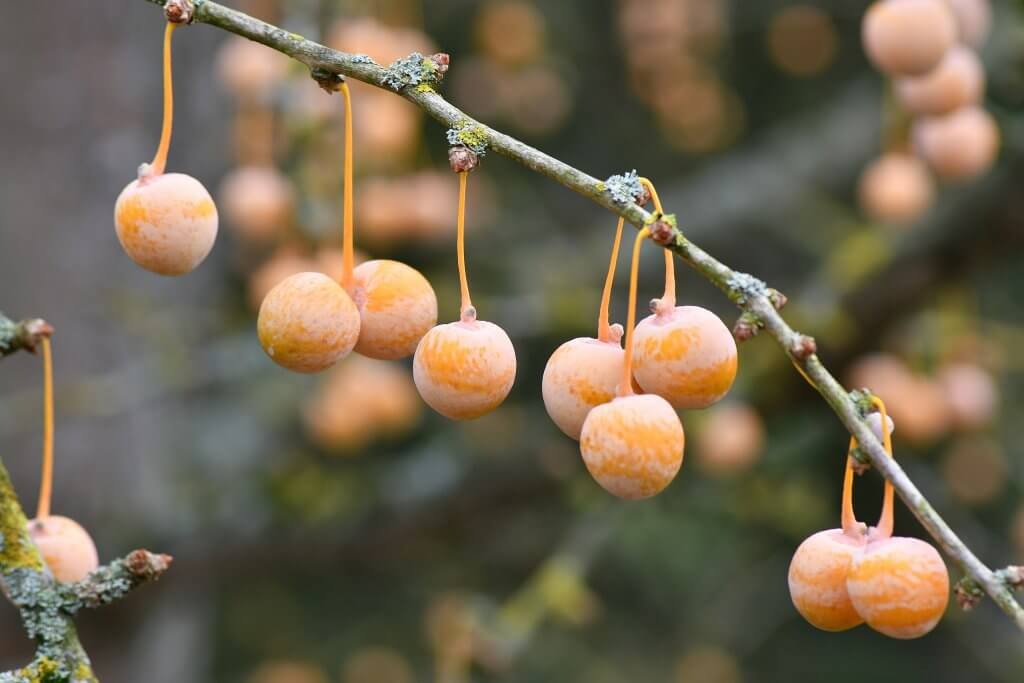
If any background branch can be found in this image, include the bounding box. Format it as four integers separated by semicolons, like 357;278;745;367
132;0;1024;630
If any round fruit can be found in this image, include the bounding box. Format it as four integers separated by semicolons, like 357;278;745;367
257;272;360;373
788;528;867;632
846;536;950;638
347;260;438;360
215;36;289;101
858;154;934;225
694;401;765;476
896;46;984;116
631;305;738;410
115;172;218;275
219;165;295;243
413;319;516;420
867;411;896;443
862;0;957;76
579;393;685;499
914;106;1000;180
28;515;99;584
542;334;626;441
946;0;991;46
937;362;998;430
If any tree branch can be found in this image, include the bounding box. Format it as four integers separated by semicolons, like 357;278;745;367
0;458;172;680
140;0;1024;629
0;313;52;359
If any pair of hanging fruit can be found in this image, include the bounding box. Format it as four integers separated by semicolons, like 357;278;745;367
256;80;436;372
542;178;737;499
789;400;949;638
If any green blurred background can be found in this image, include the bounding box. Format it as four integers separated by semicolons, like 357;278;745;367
2;0;1023;681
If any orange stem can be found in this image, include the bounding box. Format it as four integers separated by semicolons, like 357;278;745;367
840;437;858;535
597;217;625;343
871;396;895;539
619;228;651;396
639;177;675;309
457;171;473;319
37;338;54;520
150;22;177;176
340;81;355;287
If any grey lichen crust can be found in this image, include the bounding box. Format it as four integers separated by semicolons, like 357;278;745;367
381;52;442;91
725;272;767;304
351;54;375;64
603;170;644;206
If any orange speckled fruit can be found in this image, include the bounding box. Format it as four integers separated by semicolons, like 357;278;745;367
788;529;867;632
632;306;737;410
28;515;99;583
847;536;949;639
542;337;626;440
413;319;516;419
257;272;360;373
115;172;218;276
347;259;438;360
862;0;956;77
579;393;684;500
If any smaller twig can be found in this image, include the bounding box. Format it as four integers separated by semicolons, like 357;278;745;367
956;567;1024;612
61;550;173;613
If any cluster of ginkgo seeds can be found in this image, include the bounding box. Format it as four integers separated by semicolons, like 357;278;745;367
859;0;998;226
543;177;737;500
103;14;966;642
789;400;950;639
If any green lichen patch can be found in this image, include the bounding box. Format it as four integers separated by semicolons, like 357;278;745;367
381;52;440;91
413;83;435;94
0;464;43;572
446;120;489;155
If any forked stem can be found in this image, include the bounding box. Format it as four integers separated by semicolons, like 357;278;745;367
619;228;651;396
457;171;474;321
839;397;895;538
840;437;859;536
149;22;177;177
340;81;355;287
37;337;54;520
597;217;625;343
639;178;675;311
872;396;895;539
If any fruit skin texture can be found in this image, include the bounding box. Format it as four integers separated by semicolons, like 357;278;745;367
896;46;984;116
579;393;684;500
28;515;99;584
788;529;866;632
257;272;360;373
862;0;957;77
115;172;219;276
913;106;1000;181
413;320;516;420
347;260;438;360
542;337;626;440
858;154;934;225
846;536;950;639
631;306;738;410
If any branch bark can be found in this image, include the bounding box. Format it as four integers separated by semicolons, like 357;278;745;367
140;0;1024;629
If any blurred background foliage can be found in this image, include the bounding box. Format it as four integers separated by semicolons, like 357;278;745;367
2;0;1024;681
